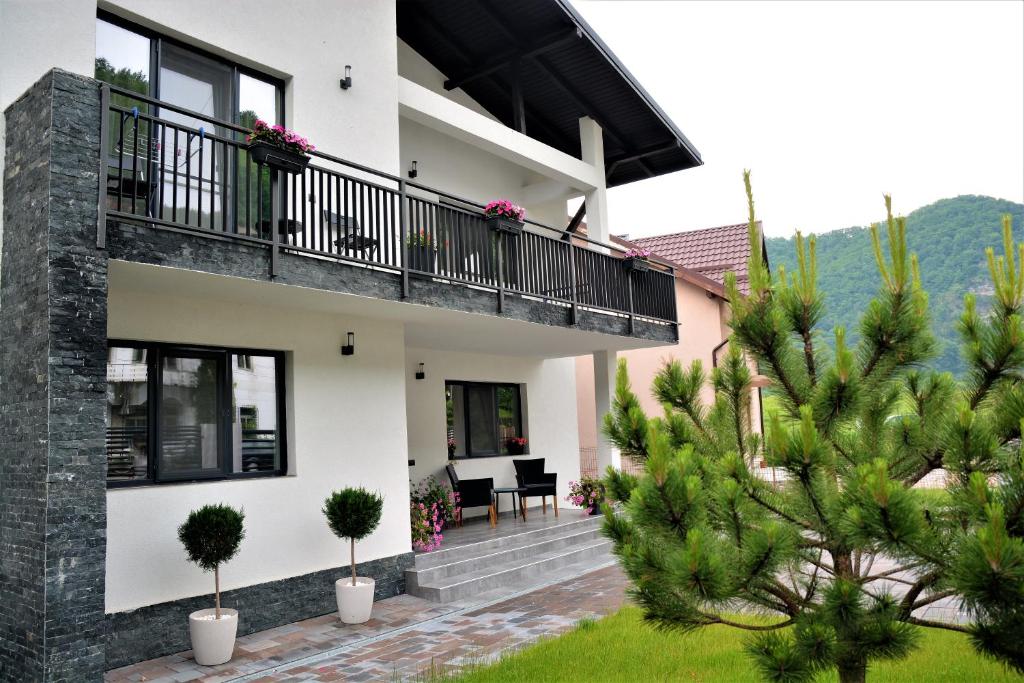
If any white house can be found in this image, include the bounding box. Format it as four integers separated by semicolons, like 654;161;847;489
0;0;702;678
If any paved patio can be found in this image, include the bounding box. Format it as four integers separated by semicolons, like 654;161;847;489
105;564;628;682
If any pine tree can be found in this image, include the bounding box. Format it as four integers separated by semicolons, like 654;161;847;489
602;172;1024;683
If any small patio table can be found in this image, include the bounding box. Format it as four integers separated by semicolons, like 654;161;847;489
491;486;528;524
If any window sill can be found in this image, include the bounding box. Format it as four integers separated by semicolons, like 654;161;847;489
108;472;291;489
448;452;531;461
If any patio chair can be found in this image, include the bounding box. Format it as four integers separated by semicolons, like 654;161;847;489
445;464;495;527
512;458;558;517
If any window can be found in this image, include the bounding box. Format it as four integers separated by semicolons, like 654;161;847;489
95;12;283;231
106;342;286;485
445;381;524;458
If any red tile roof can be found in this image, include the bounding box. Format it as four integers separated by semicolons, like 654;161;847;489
630;222;762;295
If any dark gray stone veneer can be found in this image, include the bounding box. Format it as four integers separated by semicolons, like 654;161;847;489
1;70;108;681
105;552;414;670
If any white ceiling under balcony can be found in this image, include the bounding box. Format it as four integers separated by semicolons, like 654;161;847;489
108;261;673;359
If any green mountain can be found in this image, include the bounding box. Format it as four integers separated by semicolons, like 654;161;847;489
765;195;1024;376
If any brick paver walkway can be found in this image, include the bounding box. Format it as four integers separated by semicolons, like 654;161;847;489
105;565;628;682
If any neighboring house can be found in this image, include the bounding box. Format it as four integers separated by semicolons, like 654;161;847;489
576;222;769;474
0;0;702;678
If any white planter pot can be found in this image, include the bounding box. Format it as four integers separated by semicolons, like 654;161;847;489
188;608;238;666
335;577;375;624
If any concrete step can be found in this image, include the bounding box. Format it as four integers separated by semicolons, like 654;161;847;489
414;514;604;570
411;524;606;585
407;534;612;603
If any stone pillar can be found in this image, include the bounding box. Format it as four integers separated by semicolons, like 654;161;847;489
593;350;621;473
0;70;108;681
578;117;610;247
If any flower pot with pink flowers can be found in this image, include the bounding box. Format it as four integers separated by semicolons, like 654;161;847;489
567;477;606;516
622;247;652;273
247;119;315;174
505;437;528;456
483;199;526;236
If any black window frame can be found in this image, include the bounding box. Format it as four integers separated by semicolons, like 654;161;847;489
445;380;525;459
95;9;286;128
106;339;288;488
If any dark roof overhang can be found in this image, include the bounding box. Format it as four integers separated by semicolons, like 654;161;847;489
396;0;703;188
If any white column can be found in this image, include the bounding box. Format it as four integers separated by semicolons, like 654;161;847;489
593;350;621;473
578;117;610;248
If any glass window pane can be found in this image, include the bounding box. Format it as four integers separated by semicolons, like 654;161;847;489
158;43;234;230
107;346;149;482
446;384;466;458
95;19;151;95
231;354;280;473
467;385;499;456
497;385;521;453
159;355;221;477
238;74;279;128
97;19;153;217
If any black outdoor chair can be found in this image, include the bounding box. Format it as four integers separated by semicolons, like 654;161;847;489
445;464;494;527
512;458;558;517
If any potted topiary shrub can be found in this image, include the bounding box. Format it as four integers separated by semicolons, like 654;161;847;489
246;119;314;174
323;487;384;624
178;504;245;666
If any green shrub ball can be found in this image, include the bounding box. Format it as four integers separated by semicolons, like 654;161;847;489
178;504;245;571
323;487;384;541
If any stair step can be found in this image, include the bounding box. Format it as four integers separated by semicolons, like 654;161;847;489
415;515;604;570
410;526;605;585
407;538;612;603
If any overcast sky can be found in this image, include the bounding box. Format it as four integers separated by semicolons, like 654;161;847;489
572;0;1024;239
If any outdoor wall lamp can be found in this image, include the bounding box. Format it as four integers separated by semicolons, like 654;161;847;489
415;362;425;380
408;160;418;179
341;332;355;356
339;65;352;90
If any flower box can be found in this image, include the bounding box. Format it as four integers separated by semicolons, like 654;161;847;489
623;256;651;273
248;141;309;175
246;120;314;175
483;199;526;237
506;437;528;455
486;215;524;236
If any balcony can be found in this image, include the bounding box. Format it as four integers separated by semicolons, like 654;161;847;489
98;85;678;340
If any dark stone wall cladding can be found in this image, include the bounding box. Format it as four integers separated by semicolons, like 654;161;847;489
105;552;414;669
1;70;108;682
106;222;677;344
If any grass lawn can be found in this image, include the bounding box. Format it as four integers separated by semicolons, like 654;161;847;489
453;607;1020;682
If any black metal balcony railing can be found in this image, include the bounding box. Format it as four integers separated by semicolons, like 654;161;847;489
97;85;678;330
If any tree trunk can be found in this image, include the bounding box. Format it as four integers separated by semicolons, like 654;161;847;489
350;538;357;587
215;565;221;620
838;662;866;683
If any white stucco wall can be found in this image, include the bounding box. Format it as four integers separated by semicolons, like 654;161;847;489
405;347;581;519
397;39;497;122
105;286;412;613
1;0;400;173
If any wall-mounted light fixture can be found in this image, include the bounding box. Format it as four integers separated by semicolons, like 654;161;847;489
408;160;418;179
341;332;355;356
415;362;425;380
339;65;352;90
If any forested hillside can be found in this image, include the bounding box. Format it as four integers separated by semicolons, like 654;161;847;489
765;195;1024;376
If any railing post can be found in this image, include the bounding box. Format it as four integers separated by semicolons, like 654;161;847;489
668;267;679;342
496;231;505;314
269;167;280;278
567;241;578;325
399;179;409;298
96;84;110;249
627;270;636;335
